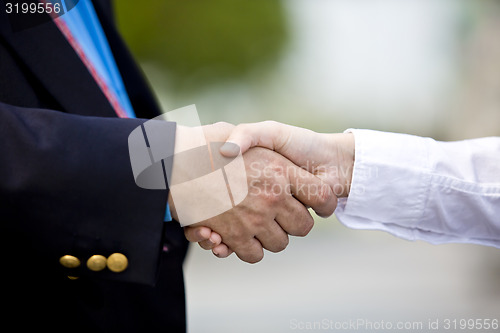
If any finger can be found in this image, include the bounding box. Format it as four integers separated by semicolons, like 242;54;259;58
232;238;264;264
212;243;233;258
275;196;315;237
197;230;223;250
286;162;337;217
254;220;289;253
219;124;256;157
220;122;287;157
198;240;214;250
209;231;222;245
184;226;212;242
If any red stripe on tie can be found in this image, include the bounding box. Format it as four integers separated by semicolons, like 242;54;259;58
43;1;128;118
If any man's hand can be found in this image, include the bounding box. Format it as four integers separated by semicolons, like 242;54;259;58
173;122;337;263
185;121;355;259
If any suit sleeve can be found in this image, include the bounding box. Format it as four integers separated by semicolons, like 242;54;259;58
0;101;176;285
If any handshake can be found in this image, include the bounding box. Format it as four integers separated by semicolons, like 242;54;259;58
173;121;355;263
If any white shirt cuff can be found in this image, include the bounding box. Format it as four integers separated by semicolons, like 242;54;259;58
335;129;500;248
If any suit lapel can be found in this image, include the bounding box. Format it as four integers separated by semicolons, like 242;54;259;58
0;3;117;118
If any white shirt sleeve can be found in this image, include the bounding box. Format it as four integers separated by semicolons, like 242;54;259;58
334;129;500;248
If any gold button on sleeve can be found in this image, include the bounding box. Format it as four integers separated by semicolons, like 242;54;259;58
59;255;81;269
87;255;107;272
107;253;128;273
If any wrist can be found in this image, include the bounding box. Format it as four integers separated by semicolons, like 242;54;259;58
328;132;355;197
340;132;355;197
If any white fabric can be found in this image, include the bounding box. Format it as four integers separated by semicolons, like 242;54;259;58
335;129;500;248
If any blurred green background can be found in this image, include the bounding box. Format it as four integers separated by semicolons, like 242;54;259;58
115;1;500;332
115;0;288;94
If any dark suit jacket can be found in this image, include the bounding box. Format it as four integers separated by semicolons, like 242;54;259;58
0;0;188;331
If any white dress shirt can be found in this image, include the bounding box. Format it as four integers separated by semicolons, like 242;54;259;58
335;129;500;248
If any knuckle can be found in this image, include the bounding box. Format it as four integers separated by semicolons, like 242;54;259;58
250;216;266;230
234;123;249;135
296;217;314;237
214;121;233;129
317;183;334;206
267;237;289;253
225;220;254;244
238;248;264;264
263;120;278;127
247;254;264;264
318;184;334;204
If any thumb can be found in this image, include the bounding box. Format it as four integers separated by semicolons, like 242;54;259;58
219;121;285;157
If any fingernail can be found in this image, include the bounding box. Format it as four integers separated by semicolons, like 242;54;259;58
220;142;240;156
213;251;220;257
